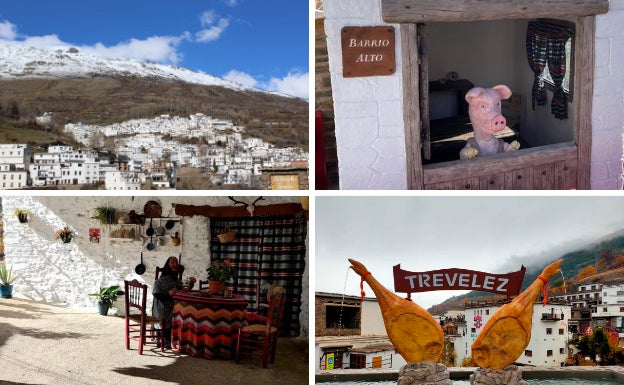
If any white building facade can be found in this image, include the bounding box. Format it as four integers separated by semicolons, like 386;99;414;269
594;285;624;330
452;303;572;367
0;144;30;189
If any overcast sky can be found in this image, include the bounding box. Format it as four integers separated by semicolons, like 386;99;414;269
315;195;624;310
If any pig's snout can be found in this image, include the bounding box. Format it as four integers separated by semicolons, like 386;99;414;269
491;115;506;132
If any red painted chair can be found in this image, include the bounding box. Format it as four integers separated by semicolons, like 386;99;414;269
124;279;164;355
236;289;286;368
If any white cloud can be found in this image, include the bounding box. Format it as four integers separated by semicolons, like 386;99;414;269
0;20;17;40
85;35;187;64
223;70;310;99
267;71;309;100
200;11;217;27
196;11;229;42
223;0;239;6
21;34;66;48
0;19;188;65
223;70;258;88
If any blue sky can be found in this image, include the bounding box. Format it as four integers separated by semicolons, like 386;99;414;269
0;0;309;99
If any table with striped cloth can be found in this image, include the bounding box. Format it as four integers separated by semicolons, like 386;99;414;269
171;291;248;359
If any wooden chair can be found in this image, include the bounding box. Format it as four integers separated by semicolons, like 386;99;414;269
236;289;285;368
124;279;164;355
198;279;210;291
248;284;285;325
155;266;184;281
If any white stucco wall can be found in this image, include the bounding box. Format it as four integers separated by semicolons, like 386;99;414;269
361;298;386;335
324;0;624;190
1;195;309;337
592;1;624;189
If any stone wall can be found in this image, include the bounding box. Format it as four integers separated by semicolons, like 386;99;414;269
260;167;309;190
316;16;340;190
1;195;309;337
315;296;361;337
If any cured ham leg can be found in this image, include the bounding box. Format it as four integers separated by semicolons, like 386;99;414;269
349;258;444;363
471;259;563;370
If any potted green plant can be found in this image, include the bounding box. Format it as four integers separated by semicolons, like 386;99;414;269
88;285;123;315
13;208;30;224
93;204;117;225
0;264;18;298
206;259;236;295
54;226;75;243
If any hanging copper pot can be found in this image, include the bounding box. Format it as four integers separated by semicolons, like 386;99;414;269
144;200;162;218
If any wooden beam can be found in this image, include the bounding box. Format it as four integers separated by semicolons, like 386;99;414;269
401;23;424;189
382;0;608;23
174;203;305;218
574;16;594;190
418;24;431;161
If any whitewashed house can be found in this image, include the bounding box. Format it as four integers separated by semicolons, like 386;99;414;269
105;171;141;190
594;285;624;330
452;303;571;367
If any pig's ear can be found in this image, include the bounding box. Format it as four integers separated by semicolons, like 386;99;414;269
492;84;512;100
465;87;485;103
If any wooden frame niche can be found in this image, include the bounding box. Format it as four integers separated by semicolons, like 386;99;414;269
385;0;608;189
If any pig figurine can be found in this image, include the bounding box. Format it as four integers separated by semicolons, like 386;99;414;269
459;84;520;159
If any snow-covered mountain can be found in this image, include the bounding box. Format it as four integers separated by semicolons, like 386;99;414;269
0;43;252;91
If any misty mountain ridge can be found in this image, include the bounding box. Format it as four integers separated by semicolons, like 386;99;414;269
429;228;624;314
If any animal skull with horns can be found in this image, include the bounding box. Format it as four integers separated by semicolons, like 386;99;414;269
228;196;265;216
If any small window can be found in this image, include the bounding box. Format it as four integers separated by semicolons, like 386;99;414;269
547;350;553;357
546;328;552;335
486;309;489;315
559;329;564;335
350;353;366;369
560;348;565;354
471;328;476;333
525;350;532;357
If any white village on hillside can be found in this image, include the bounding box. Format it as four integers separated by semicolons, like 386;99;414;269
0;113;308;190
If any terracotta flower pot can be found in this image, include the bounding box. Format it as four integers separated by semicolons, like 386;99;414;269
208;280;225;295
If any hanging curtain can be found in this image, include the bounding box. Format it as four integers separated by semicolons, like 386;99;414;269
257;215;307;337
210;218;263;308
210;215;307;337
526;21;549;110
526;20;574;119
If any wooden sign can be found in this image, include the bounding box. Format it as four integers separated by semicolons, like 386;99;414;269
393;264;526;299
341;26;396;78
270;174;299;190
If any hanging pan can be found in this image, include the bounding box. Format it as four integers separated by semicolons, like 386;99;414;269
146;236;156;250
165;205;176;229
135;252;146;275
155;219;165;236
146;218;154;236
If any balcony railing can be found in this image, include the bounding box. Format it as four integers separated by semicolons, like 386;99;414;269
541;313;564;321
